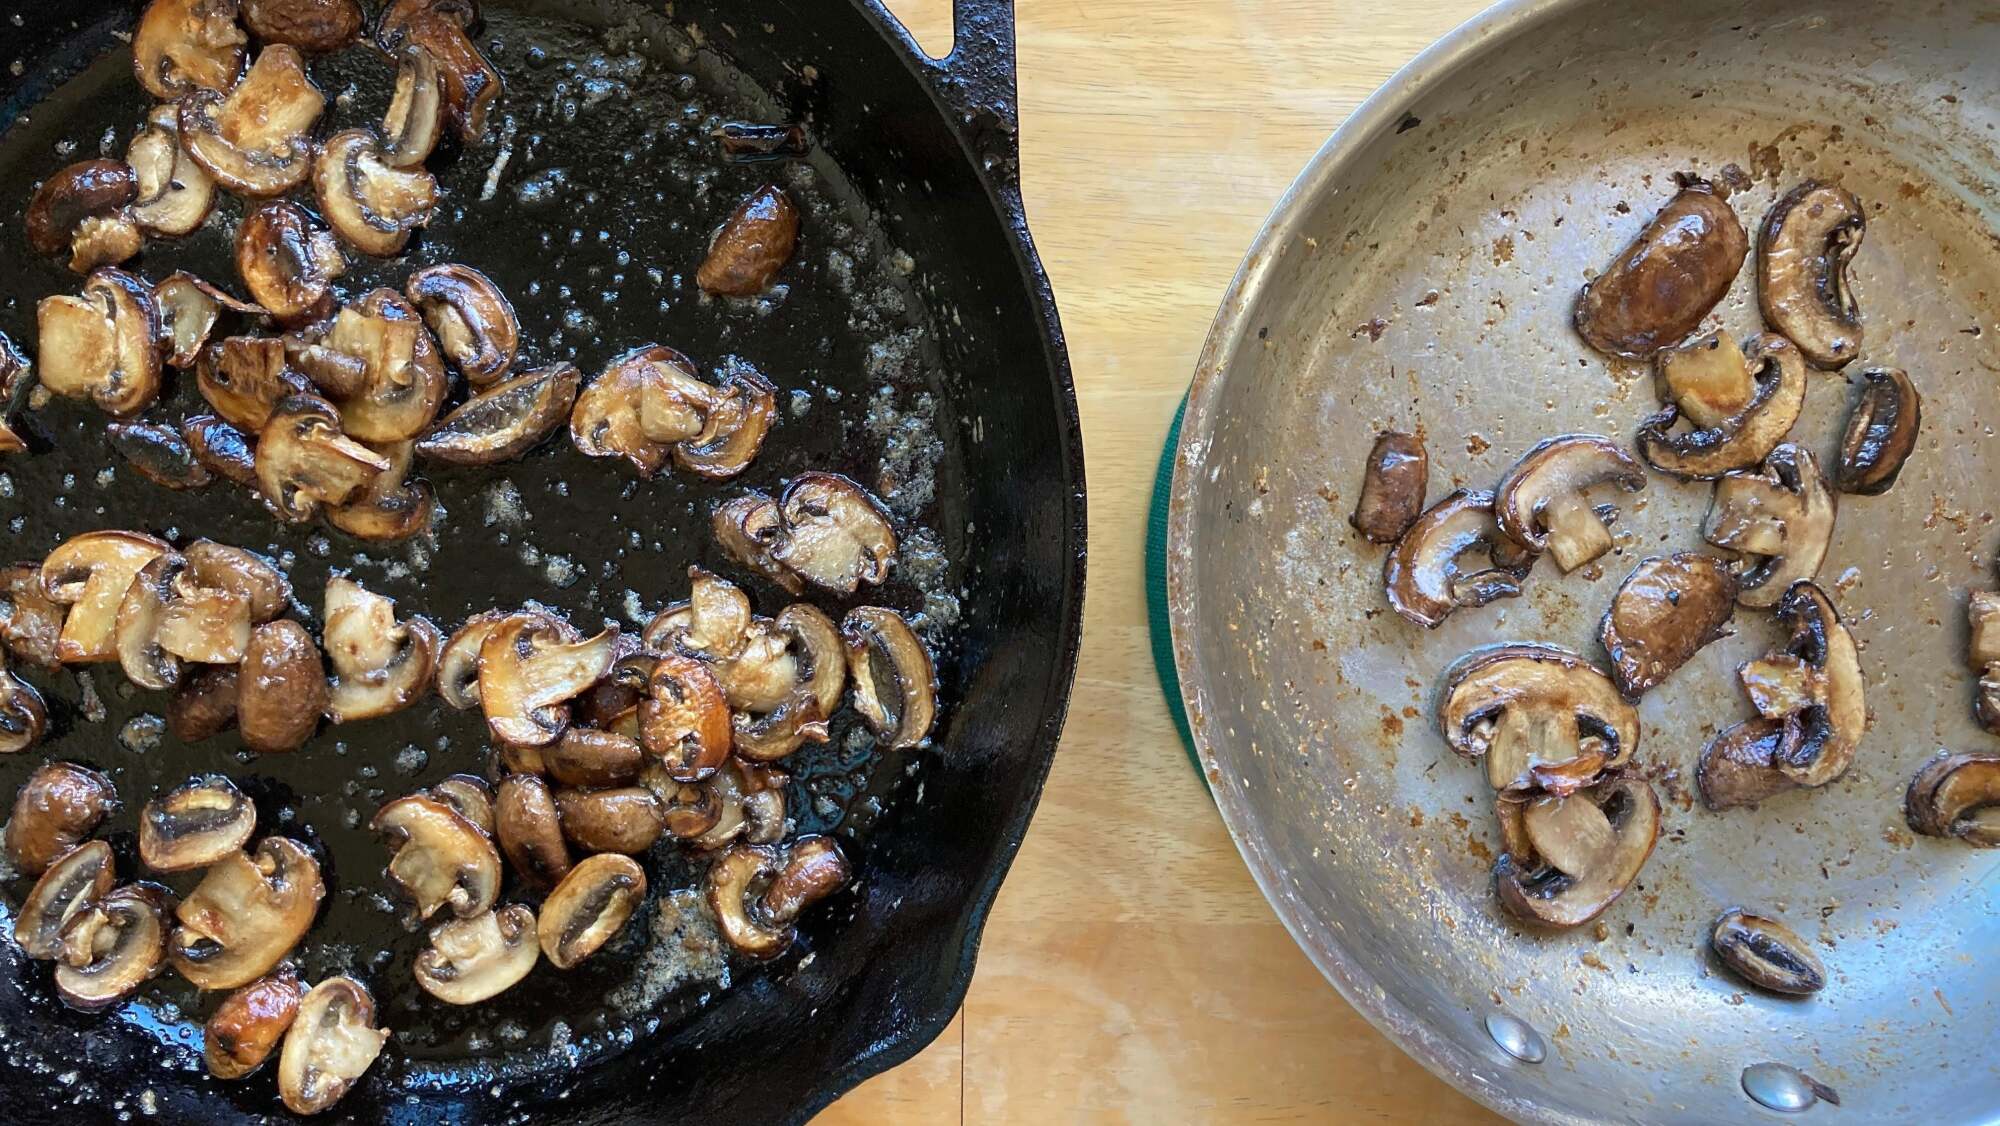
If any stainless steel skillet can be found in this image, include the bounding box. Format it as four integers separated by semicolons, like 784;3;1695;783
1168;2;2000;1122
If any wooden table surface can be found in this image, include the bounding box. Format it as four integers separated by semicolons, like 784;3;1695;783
821;1;1502;1122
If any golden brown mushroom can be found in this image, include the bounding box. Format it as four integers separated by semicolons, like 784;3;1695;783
698;184;799;297
417;363;579;465
1436;644;1637;796
406;263;519;386
132;0;246;100
241;0;363;52
255;395;394;522
769;473;897;594
53;883;172;1011
14;840;115;959
1574;176;1747;359
37;268;164;417
205;969;302;1080
180;45;324;198
1494;777;1660;929
322;576;439;722
477;613;618;747
277;976;387;1115
235;201;346;322
41;530;171;664
25;159;142;272
381;44;446;168
237;619;330;753
168;837;323;990
377;0;501;142
1759;181;1865;369
5;762;114;876
128;104;217;237
843;606;937;750
372;795;500;920
139;775;256;872
537;853;645;969
414;904;538;1004
312;129;437;257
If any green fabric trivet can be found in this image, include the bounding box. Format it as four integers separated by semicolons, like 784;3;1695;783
1145;395;1205;786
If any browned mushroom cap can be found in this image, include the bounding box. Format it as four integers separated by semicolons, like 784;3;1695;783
1492;435;1645;573
0;332;27;455
125;543;287;673
1573;176;1747;359
37;268;164;417
322;439;435;541
5;763;114;876
1382;489;1532;629
537;852;645;969
322;290;450;443
494;773;571;892
415;903;538;1004
478;613;619;747
378;0;501;141
107;422;212;491
277;976;388;1115
256;395;394;521
236;201;345;322
1350;430;1429;544
1494;776;1660;929
115;552;194;690
313;129;437;257
843;606;937;750
436;609;505;709
712;493;805;595
24;159;141;272
673;364;776;479
639;653;733;781
554;786;665;855
181;45;325;197
698;185;800;297
417;363;580;465
769;473;896;593
14;840;115;959
1905;751;2000;847
428;775;494;836
178;417;256;490
169;837;323;989
52;882;172;1010
198;336;308;431
381;44;445;168
128;104;217;237
169;664;241;743
569;346;688;477
242;0;362;51
1597;553;1737;699
321;576;439;722
760;835;850;927
133;0;246;99
0;651;49;756
0;564;64;669
1710;908;1825;996
649;767;723;842
778;604;847;718
237;619;330;753
706;836;849;959
1702;443;1836;609
546;728;644;788
140;774;256;871
1748;581;1865;789
156;272;256;370
1759;181;1865;369
1638;333;1807;481
1436;644;1637;796
204;969;302;1079
1834;367;1920;495
406;264;519;386
373;795;500;920
1656;331;1752;429
41;530;171;664
186;539;292;624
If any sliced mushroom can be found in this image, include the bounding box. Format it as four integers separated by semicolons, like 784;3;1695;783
205;969;302;1079
436;610;505;709
1697;716;1802;810
1493;435;1646;573
1737;653;1826;719
237;619;330;753
313;129;437;257
1702;443;1836;608
242;0;362;52
115;552;194;690
673;363;776;479
0;565;64;669
5;763;115;876
698;185;800;297
537;852;645;969
1436;644;1637;796
1383;489;1533;628
324;439;436;541
256;394;394;521
41;530;171;664
199;336;309;431
133;0;246;99
712;493;805;595
108;422;212;491
494;773;570;892
406;263;519;386
321;291;450;443
416;363;579;465
0;333;28;454
415;903;538;1004
277;976;387;1115
554;786;665;855
706;836;849;959
179;417;256;489
1637;333;1807;480
428;775;494;837
546;728;644;788
37;268;164;417
1350;430;1429;544
378;0;501;141
639;653;733;781
1656;331;1753;429
236;201;345;322
1970;593;2000;734
1759;181;1865;369
1573;176;1748;359
1598;553;1737;699
778;604;847;719
140;775;257;871
769;473;895;593
151;541;291;663
477;613;619;747
156;273;258;370
381;44;445;167
373;795;500;920
1710;908;1825;995
1834;367;1919;495
714;122;808;162
0;651;49;755
321;576;438;722
169;837;323;989
25;159;142;272
169;664;240;742
181;45;325;197
654;772;723;841
1494;776;1659;929
644;568;753;660
53;882;171;1011
569;346;695;477
14;840;115;959
128;104;217;236
843;606;937;749
1905;751;2000;847
759;835;850;928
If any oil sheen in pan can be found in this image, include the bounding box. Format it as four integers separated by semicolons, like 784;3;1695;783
0;3;961;1079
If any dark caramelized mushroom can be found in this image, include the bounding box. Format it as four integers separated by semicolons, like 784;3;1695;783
323;439;437;542
0;653;46;755
1637;333;1808;480
128;105;217;237
322;576;439;722
41;530;172;664
546;728;644;788
1759;181;1865;369
14;840;115;959
1383;490;1532;628
417;363;579;465
1436;644;1637;796
1710;908;1824;995
25;159;141;273
1905;751;2000;847
169;664;241;743
1350;430;1428;544
712;493;804;595
554;786;665;855
5;763;115;876
494;773;570;892
0;564;65;669
180;45;325;198
770;473;896;593
1494;777;1660;929
312;129;437;257
179;416;255;488
1702;443;1836;608
133;0;246;100
377;0;501;142
1492;435;1645;573
37;269;164;417
108;421;213;490
1597;553;1737;699
242;0;363;52
140;775;256;871
198;337;308;432
256;394;393;521
235;201;345;321
569;345;686;476
477;614;618;747
1573;177;1748;359
373;795;500;920
205;970;302;1080
321;290;450;443
277;976;387;1115
169;837;323;989
706;836;849;959
1834;367;1920;495
537;853;645;969
54;883;171;1011
698;185;799;297
381;45;446;168
406;264;519;386
638;653;733;782
672;362;776;479
415;904;539;1004
842;606;937;749
237;620;330;753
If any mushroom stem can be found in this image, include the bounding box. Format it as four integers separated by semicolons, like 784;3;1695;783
1541;493;1613;573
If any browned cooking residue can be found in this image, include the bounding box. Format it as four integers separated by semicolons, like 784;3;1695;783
1748;140;1783;181
1415;290;1441;307
1466;834;1493;862
1936;989;1955;1016
1580;953;1610;972
1352;317;1389;342
1408;807;1425;828
1491;234;1515;264
1380;708;1404;740
1447;811;1470;831
1882;826;1915;849
1465;433;1491;456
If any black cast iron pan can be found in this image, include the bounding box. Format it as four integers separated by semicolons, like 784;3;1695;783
0;0;1084;1120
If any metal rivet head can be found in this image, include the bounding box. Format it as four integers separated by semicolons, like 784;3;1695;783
1483;1012;1546;1063
1742;1062;1838;1112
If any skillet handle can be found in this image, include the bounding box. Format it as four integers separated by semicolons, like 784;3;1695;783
884;0;1022;183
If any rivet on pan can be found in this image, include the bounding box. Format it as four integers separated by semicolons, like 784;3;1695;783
1742;1062;1839;1112
1482;1012;1546;1064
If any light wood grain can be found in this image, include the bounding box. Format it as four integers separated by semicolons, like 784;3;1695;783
822;1;1502;1122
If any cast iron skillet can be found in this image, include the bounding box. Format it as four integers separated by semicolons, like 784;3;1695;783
0;1;1084;1121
